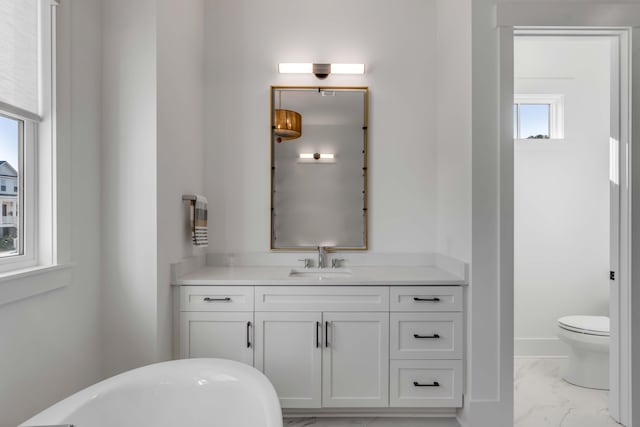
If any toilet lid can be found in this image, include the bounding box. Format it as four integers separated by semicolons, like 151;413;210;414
558;315;610;336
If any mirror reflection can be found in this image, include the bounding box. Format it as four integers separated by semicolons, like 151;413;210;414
270;86;368;250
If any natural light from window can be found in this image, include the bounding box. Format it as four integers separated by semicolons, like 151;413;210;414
514;103;551;139
514;94;565;140
0;0;58;278
0;114;20;258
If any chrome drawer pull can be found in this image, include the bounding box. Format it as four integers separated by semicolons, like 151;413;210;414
203;297;232;302
414;333;440;339
413;297;440;302
413;381;440;387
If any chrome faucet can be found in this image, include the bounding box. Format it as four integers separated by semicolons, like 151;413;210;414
317;246;327;269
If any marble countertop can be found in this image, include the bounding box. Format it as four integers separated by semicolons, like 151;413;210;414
173;265;466;286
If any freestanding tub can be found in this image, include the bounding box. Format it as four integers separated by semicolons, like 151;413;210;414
20;358;283;427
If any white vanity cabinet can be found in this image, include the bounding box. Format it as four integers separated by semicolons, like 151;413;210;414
254;310;389;409
176;283;464;412
254;286;389;408
389;286;463;408
179;286;254;365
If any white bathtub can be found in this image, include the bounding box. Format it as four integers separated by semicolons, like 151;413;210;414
20;358;282;427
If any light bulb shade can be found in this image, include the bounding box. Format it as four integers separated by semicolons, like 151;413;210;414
278;63;312;74
330;63;365;74
274;109;302;140
278;63;365;77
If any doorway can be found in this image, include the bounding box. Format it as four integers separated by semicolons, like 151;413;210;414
510;29;631;427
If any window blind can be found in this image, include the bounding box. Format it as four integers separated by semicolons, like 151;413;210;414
0;0;39;118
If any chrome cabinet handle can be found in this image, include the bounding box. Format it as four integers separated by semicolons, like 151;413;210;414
413;381;440;387
246;321;252;348
204;297;231;302
414;333;440;339
413;297;440;302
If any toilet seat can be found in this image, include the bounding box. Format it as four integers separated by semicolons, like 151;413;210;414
558;315;609;336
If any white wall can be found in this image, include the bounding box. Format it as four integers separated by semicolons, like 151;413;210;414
204;0;438;255
156;0;205;360
0;1;103;425
101;0;159;376
435;0;472;264
514;37;611;356
101;0;206;373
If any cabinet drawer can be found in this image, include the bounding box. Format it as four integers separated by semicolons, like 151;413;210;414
390;287;462;312
391;313;462;359
390;360;462;407
180;286;254;311
255;286;389;312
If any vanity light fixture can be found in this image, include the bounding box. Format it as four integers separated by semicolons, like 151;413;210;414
278;63;365;79
298;153;336;163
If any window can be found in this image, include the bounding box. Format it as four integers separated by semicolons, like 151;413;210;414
514;94;564;140
0;0;56;272
0;115;22;257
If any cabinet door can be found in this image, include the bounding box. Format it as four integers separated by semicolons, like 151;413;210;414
255;312;322;408
322;312;389;407
180;312;253;366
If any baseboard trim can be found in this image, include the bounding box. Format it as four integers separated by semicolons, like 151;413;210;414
514;337;568;357
283;408;457;418
456;399;511;427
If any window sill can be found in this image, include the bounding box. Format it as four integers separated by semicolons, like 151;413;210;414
515;138;565;142
0;263;74;307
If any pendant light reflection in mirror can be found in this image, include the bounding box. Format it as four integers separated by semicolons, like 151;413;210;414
273;90;302;143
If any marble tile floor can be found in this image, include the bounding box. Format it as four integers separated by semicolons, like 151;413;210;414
514;357;621;427
284;418;460;427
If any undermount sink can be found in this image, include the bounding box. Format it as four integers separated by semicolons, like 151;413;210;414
288;268;353;279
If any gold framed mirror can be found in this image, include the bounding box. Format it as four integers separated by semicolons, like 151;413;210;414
270;86;368;250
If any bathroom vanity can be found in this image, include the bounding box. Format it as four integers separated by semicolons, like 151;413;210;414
172;265;466;416
171;85;467;416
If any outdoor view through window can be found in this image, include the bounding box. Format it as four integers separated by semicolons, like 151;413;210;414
514;103;551;139
0;114;20;257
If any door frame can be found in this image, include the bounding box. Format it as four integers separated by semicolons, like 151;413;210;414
502;27;632;425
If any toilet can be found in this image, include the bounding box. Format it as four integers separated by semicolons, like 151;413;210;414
557;315;609;390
